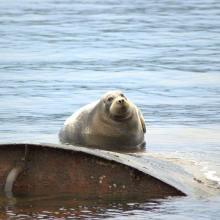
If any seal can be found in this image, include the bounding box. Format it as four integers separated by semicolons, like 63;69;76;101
59;91;146;150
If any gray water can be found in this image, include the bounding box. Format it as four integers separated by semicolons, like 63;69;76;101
0;0;220;218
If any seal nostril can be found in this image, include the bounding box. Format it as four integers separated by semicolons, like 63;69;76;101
118;99;125;104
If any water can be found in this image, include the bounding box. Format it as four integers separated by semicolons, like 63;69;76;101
0;0;220;218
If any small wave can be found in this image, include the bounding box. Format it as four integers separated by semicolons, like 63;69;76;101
204;171;220;186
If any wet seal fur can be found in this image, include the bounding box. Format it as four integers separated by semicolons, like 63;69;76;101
59;91;146;150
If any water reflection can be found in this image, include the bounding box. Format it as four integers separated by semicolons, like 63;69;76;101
2;189;218;219
0;189;165;219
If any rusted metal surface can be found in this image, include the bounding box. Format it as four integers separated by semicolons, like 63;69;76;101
0;142;213;198
0;143;185;198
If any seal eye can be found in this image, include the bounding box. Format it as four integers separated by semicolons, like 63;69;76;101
121;94;127;100
107;97;113;102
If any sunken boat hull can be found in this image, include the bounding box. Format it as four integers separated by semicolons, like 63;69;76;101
0;143;185;198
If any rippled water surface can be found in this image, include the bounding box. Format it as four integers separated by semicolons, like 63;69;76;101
1;0;220;218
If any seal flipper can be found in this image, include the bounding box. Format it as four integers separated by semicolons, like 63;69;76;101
137;108;146;133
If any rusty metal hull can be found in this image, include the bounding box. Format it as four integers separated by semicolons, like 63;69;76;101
0;143;185;198
0;142;213;198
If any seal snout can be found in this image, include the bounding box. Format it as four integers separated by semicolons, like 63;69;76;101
109;97;130;117
116;98;125;104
